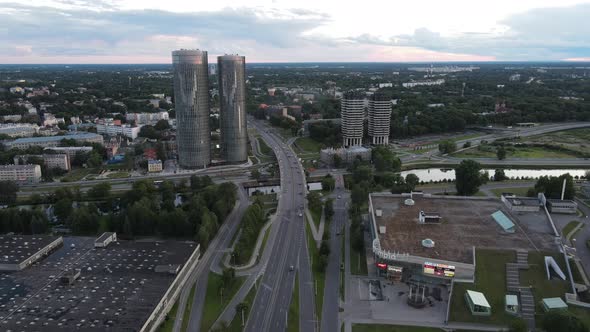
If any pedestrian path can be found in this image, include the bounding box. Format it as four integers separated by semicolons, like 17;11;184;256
506;250;535;329
305;208;325;247
222;216;275;271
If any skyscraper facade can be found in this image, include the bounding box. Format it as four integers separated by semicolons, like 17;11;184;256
341;91;365;147
218;55;248;163
172;49;210;168
368;92;392;145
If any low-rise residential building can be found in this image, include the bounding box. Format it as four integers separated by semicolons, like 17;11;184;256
96;123;141;139
0;164;42;183
126;111;169;125
0;124;39;137
5;133;104;149
148;159;163;172
43;146;93;159
13;154;70;171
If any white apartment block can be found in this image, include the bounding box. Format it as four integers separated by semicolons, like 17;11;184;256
402;79;445;88
13;154;70;171
6;133;104;149
126;111;169;125
0;164;42;183
0;124;39;138
44;146;93;159
96;123;141;139
148;159;163;172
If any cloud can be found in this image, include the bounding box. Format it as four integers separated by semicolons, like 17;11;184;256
343;3;590;60
0;2;587;62
0;3;329;59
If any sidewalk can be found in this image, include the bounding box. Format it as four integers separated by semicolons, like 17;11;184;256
305;208;324;247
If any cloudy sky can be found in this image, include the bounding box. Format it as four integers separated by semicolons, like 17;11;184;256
1;0;589;63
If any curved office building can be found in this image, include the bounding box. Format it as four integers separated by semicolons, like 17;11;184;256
368;92;392;145
172;49;210;168
218;55;248;163
341;91;365;147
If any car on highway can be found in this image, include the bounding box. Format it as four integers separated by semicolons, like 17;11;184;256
289;265;294;271
337;195;342;199
298;212;303;217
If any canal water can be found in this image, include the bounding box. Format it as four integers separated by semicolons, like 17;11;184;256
400;168;588;182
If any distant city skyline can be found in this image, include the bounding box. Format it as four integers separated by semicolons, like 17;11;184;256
1;0;589;63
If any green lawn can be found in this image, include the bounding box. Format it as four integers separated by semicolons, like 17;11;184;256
352;324;444;332
60;168;96;182
306;220;325;322
257;137;273;155
520;252;570;311
310;206;322;228
449;249;517;325
489;187;532;197
519;251;590;327
227;284;257;332
258;225;272;263
181;284;196;332
157;298;179;332
295;137;323;153
350;239;368;276
106;171;130;179
287;273;300;332
453;148;496;158
453;145;579;159
562;220;582;239
200;272;246;332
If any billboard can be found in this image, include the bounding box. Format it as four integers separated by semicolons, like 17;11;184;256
423;262;455;277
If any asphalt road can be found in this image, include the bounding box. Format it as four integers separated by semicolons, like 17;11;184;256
245;119;316;332
320;176;347;332
171;186;250;332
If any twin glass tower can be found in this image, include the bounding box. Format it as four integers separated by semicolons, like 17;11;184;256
172;50;247;168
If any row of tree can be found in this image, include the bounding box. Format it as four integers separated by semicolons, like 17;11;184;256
231;200;267;265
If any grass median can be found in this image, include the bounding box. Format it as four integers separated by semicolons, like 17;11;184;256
306;219;325;322
227;284;257;332
200;272;246;332
287;273;300;332
180;284;196;332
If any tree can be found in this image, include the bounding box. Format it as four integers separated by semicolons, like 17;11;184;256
154;119;170;131
87;182;111;200
324;199;334;221
455;160;487;196
250;169;261;180
0;180;18;205
405;174;420;191
53;198;73;221
372;146;401;172
534;174;575;199
494;169;507;181
438;140;457;154
333;154;342;168
497;146;507;160
221;267;236;288
321;174;336;191
307;191;322;213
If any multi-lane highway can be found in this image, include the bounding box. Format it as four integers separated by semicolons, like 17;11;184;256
245;119;316;332
320;175;347;332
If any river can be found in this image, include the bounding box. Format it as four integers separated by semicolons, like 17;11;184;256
400;168;588;182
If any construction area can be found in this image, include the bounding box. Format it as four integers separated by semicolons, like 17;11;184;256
369;194;556;265
0;235;198;331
